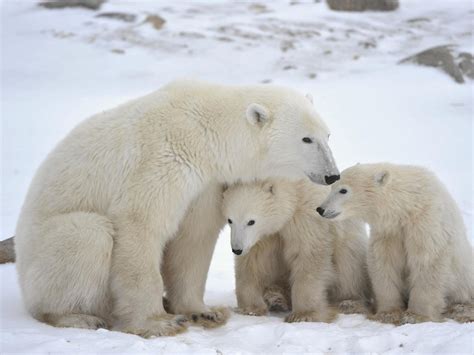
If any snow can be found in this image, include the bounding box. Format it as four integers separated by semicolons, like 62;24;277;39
1;0;473;353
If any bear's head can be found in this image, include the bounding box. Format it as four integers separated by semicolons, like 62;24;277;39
245;89;339;185
223;179;295;256
317;163;390;221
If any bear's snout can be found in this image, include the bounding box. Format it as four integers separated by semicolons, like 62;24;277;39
232;248;243;255
324;175;340;185
316;207;325;216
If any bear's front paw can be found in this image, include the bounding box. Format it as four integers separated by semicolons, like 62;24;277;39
400;311;438;324
235;305;268;316
188;307;231;329
120;314;189;338
369;310;403;325
285;309;337;323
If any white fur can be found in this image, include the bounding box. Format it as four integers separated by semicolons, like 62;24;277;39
223;178;370;323
319;163;474;324
14;80;338;337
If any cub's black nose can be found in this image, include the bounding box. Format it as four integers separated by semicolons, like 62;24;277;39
325;174;340;185
316;207;325;216
232;249;243;255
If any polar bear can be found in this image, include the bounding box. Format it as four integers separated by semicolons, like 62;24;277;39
318;163;474;324
222;178;371;323
14;80;340;337
1;185;229;328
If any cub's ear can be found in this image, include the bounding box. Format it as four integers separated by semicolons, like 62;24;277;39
305;93;314;105
246;103;270;125
374;171;390;186
262;181;274;194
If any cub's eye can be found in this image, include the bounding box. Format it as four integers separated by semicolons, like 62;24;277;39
247;220;255;226
339;189;347;194
228;219;233;224
302;137;313;144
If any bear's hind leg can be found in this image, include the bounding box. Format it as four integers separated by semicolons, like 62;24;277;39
20;212;114;330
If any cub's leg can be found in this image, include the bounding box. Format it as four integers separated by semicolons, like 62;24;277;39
17;212;113;330
331;222;372;315
235;234;286;316
284;234;336;323
402;223;448;324
162;183;229;329
368;232;406;325
286;271;337;323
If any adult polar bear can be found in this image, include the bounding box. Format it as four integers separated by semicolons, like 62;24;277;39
14;80;339;338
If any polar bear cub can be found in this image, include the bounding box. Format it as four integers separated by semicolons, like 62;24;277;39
223;178;371;323
318;163;474;324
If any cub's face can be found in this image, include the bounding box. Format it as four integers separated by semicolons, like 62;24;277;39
223;182;287;256
317;165;390;221
246;93;339;185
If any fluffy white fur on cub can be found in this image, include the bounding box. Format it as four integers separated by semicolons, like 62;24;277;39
318;163;474;324
223;178;371;323
14;80;339;337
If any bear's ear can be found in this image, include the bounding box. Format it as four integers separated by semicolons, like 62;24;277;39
246;103;270;126
305;93;314;105
262;181;274;194
374;171;390;186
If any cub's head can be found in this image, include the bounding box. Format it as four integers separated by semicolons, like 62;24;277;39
222;180;294;256
316;164;390;221
246;88;339;185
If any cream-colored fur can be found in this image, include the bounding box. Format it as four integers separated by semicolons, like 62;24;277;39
162;182;229;328
14;80;339;337
319;163;474;324
223;178;370;323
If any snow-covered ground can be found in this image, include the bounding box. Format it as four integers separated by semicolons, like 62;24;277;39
1;0;473;353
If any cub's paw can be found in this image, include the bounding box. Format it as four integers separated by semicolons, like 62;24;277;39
264;288;290;312
285;309;337;323
443;304;474;323
369;310;403;325
122;314;189;338
401;311;438;324
188;307;231;329
338;300;369;315
235;305;268;316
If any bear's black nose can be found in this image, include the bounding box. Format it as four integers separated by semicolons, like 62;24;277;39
325;175;340;185
232;249;243;255
316;207;325;216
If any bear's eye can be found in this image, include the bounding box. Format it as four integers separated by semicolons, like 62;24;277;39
247;220;255;226
339;189;347;194
302;137;313;144
228;219;233;224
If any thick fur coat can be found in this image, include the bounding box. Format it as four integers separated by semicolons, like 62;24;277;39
223;178;371;323
14;80;339;337
319;163;474;324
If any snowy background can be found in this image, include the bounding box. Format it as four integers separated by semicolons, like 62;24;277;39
1;0;473;353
